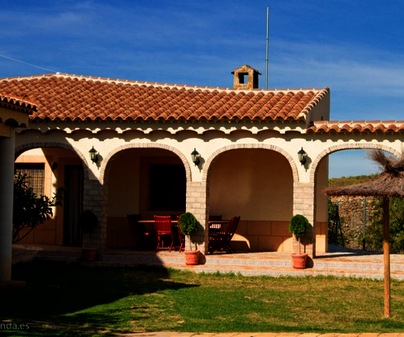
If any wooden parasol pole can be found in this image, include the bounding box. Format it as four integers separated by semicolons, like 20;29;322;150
383;197;390;318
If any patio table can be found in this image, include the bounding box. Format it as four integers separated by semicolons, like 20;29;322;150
208;220;229;234
136;219;229;234
138;219;180;251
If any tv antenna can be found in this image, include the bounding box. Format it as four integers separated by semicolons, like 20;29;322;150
265;5;270;89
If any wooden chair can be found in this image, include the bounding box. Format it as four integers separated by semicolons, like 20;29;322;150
208;216;240;254
173;215;185;252
154;215;174;251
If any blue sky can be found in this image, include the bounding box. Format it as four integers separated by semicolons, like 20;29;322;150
1;0;403;177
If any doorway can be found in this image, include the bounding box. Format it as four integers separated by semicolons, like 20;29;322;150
63;165;84;246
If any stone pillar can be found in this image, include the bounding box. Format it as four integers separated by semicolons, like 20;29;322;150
293;181;315;257
82;178;105;255
0;134;15;282
186;181;208;253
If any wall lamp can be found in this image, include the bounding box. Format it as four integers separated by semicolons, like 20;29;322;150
51;161;58;171
298;147;308;166
191;148;201;166
89;146;99;163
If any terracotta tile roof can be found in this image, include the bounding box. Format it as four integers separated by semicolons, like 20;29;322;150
308;120;404;134
0;73;328;123
0;94;37;113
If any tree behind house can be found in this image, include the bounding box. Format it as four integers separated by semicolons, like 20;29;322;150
328;175;404;253
366;197;404;253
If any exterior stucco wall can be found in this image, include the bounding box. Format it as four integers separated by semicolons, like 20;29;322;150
106;150;141;217
14;124;404;255
306;92;330;125
209;149;293;220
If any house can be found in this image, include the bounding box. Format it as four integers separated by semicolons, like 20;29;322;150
0;65;403;276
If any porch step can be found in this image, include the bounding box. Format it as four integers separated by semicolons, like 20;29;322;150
13;245;404;280
100;251;404;280
157;262;404;280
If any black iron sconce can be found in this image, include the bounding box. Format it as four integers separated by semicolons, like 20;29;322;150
298;147;307;166
89;146;99;163
191;148;201;166
51;161;58;171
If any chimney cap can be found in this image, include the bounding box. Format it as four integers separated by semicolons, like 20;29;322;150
232;65;261;89
231;64;261;75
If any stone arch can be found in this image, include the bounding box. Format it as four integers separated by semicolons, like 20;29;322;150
99;142;191;250
14;141;95;248
99;143;192;185
202;143;298;252
309;142;401;182
202;143;299;184
15;141;90;179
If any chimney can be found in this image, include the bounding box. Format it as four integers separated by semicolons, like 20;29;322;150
232;65;261;89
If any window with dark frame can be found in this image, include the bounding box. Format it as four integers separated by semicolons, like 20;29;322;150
15;163;45;196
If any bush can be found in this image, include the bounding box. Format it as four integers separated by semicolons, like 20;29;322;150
178;212;198;236
178;212;199;251
289;214;310;238
289;214;310;255
13;173;63;243
367;197;404;253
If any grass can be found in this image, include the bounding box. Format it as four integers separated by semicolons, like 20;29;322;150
1;260;404;336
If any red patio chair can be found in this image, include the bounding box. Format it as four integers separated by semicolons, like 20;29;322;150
208;216;240;253
154;215;174;251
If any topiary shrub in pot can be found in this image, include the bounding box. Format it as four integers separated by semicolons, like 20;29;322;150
178;212;200;265
289;214;310;269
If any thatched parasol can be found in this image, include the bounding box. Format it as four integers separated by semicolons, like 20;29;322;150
324;149;404;318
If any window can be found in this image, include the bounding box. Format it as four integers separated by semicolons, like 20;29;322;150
238;72;248;84
148;164;186;211
15;163;45;196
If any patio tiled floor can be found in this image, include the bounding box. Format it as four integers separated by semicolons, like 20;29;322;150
13;244;404;280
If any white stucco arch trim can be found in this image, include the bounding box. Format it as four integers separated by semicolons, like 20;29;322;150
309;142;402;182
15;141;90;179
98;142;193;185
202;143;299;184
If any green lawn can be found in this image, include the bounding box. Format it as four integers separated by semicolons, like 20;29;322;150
1;260;404;336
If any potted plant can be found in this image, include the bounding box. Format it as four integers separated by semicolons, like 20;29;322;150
79;210;99;262
289;214;310;269
178;212;200;265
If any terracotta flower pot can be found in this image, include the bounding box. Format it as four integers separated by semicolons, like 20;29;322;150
291;253;308;269
184;250;200;265
81;248;98;262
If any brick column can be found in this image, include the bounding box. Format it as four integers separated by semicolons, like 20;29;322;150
293;181;315;257
186;181;208;253
82;178;105;253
